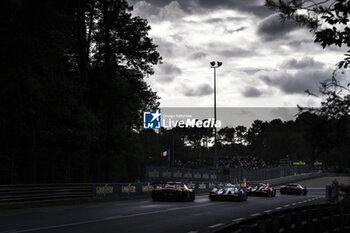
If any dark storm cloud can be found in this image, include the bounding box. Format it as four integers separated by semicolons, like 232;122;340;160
240;67;271;75
205;18;225;24
183;83;213;96
129;0;272;18
284;39;314;50
257;14;299;41
204;17;246;24
155;62;182;83
129;0;176;8
190;52;208;59
196;0;272;18
242;87;263;97
281;57;325;70
217;47;255;57
260;69;332;94
225;26;247;34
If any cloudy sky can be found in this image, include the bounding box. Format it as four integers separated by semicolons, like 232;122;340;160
127;0;346;108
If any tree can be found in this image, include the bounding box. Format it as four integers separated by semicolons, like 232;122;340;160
218;127;236;145
0;0;161;183
82;0;162;181
266;0;350;118
235;125;247;145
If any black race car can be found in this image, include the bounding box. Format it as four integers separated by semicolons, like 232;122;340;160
209;183;248;201
152;181;195;201
246;183;276;197
280;183;307;195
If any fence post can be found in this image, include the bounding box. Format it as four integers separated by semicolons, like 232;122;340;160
317;207;323;232
329;206;335;232
295;210;302;233
257;220;266;233
272;215;280;233
284;213;292;233
339;204;344;232
240;225;252;233
307;209;313;233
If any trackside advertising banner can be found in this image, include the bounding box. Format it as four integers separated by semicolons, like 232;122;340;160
92;181;226;198
146;166;218;182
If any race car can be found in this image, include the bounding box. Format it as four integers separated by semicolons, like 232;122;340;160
280;183;307;195
246;183;276;197
209;183;247;201
152;181;195;201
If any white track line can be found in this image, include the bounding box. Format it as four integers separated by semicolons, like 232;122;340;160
208;223;225;228
232;217;245;222
250;213;261;217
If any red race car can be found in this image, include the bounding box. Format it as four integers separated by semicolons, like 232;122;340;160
152;181;195;201
246;183;276;197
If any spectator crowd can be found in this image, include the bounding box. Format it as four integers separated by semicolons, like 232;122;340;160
218;156;269;169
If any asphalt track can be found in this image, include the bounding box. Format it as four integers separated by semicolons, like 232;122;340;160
0;177;345;233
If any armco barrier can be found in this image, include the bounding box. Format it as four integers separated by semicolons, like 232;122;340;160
92;181;230;199
256;172;325;187
91;173;323;199
0;183;91;206
0;172;329;205
221;166;315;182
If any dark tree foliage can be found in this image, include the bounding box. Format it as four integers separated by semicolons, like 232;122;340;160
152;113;349;170
266;0;350;118
264;1;350;169
0;0;161;183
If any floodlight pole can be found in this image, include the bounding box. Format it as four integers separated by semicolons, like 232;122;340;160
210;61;222;168
214;66;217;167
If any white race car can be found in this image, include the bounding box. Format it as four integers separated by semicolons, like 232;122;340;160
209;183;248;201
246;183;276;197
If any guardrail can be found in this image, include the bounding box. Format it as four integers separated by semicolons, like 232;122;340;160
221;167;315;182
0;172;329;207
256;172;325;187
92;181;221;199
214;203;350;233
0;183;91;206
